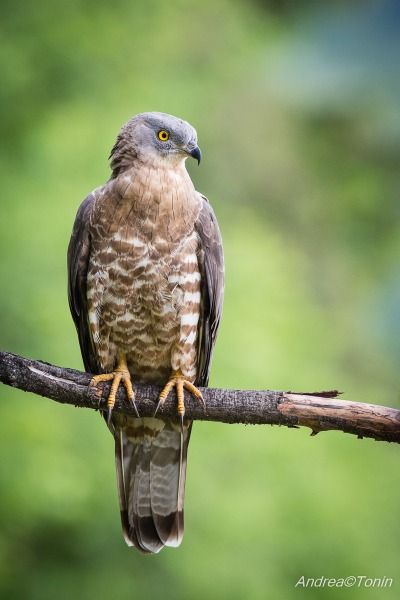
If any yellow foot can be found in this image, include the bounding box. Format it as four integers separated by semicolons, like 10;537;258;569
90;353;138;422
156;370;204;418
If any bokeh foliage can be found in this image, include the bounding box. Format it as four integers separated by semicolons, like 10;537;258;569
0;1;399;599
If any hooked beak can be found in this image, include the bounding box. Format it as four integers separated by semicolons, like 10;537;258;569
188;145;202;165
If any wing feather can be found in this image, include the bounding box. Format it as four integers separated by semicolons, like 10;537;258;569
67;192;98;373
195;196;224;387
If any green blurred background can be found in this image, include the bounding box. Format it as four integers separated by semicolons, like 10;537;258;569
1;1;399;598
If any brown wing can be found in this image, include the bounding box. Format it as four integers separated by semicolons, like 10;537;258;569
67;192;99;374
195;195;224;387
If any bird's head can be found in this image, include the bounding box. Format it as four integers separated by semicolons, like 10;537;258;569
110;112;201;176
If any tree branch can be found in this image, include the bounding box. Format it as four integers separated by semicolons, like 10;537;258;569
1;350;399;444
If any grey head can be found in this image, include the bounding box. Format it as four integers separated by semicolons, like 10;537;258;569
109;112;201;177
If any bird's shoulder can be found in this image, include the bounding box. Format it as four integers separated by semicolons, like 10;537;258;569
194;192;222;242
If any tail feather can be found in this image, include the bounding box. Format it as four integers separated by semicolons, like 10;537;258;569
112;415;191;553
114;426;151;551
130;437;164;553
150;421;191;547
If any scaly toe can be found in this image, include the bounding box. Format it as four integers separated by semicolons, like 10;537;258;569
156;375;204;418
89;366;136;417
123;377;139;417
90;373;114;386
184;381;205;410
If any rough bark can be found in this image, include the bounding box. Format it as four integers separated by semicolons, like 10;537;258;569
1;350;399;443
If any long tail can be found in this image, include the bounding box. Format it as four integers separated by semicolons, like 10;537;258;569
112;416;192;554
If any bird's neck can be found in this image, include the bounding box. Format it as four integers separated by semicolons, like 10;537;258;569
104;161;201;242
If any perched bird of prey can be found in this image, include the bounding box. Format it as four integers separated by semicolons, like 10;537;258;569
67;112;224;553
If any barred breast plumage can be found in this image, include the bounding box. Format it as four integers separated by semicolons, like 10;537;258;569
86;160;202;383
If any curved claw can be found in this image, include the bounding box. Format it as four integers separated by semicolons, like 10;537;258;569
90;356;139;418
156;371;204;418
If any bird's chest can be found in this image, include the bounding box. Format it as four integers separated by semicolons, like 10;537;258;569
87;227;199;337
86;168;202;369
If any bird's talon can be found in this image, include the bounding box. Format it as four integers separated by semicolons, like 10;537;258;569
153;399;163;417
158;371;203;418
90;354;137;418
130;397;140;418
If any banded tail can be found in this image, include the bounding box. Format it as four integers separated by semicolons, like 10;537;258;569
111;416;192;554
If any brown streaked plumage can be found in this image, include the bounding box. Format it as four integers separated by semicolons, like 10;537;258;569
67;112;224;553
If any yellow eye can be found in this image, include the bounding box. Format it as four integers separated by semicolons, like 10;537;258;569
158;130;169;142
